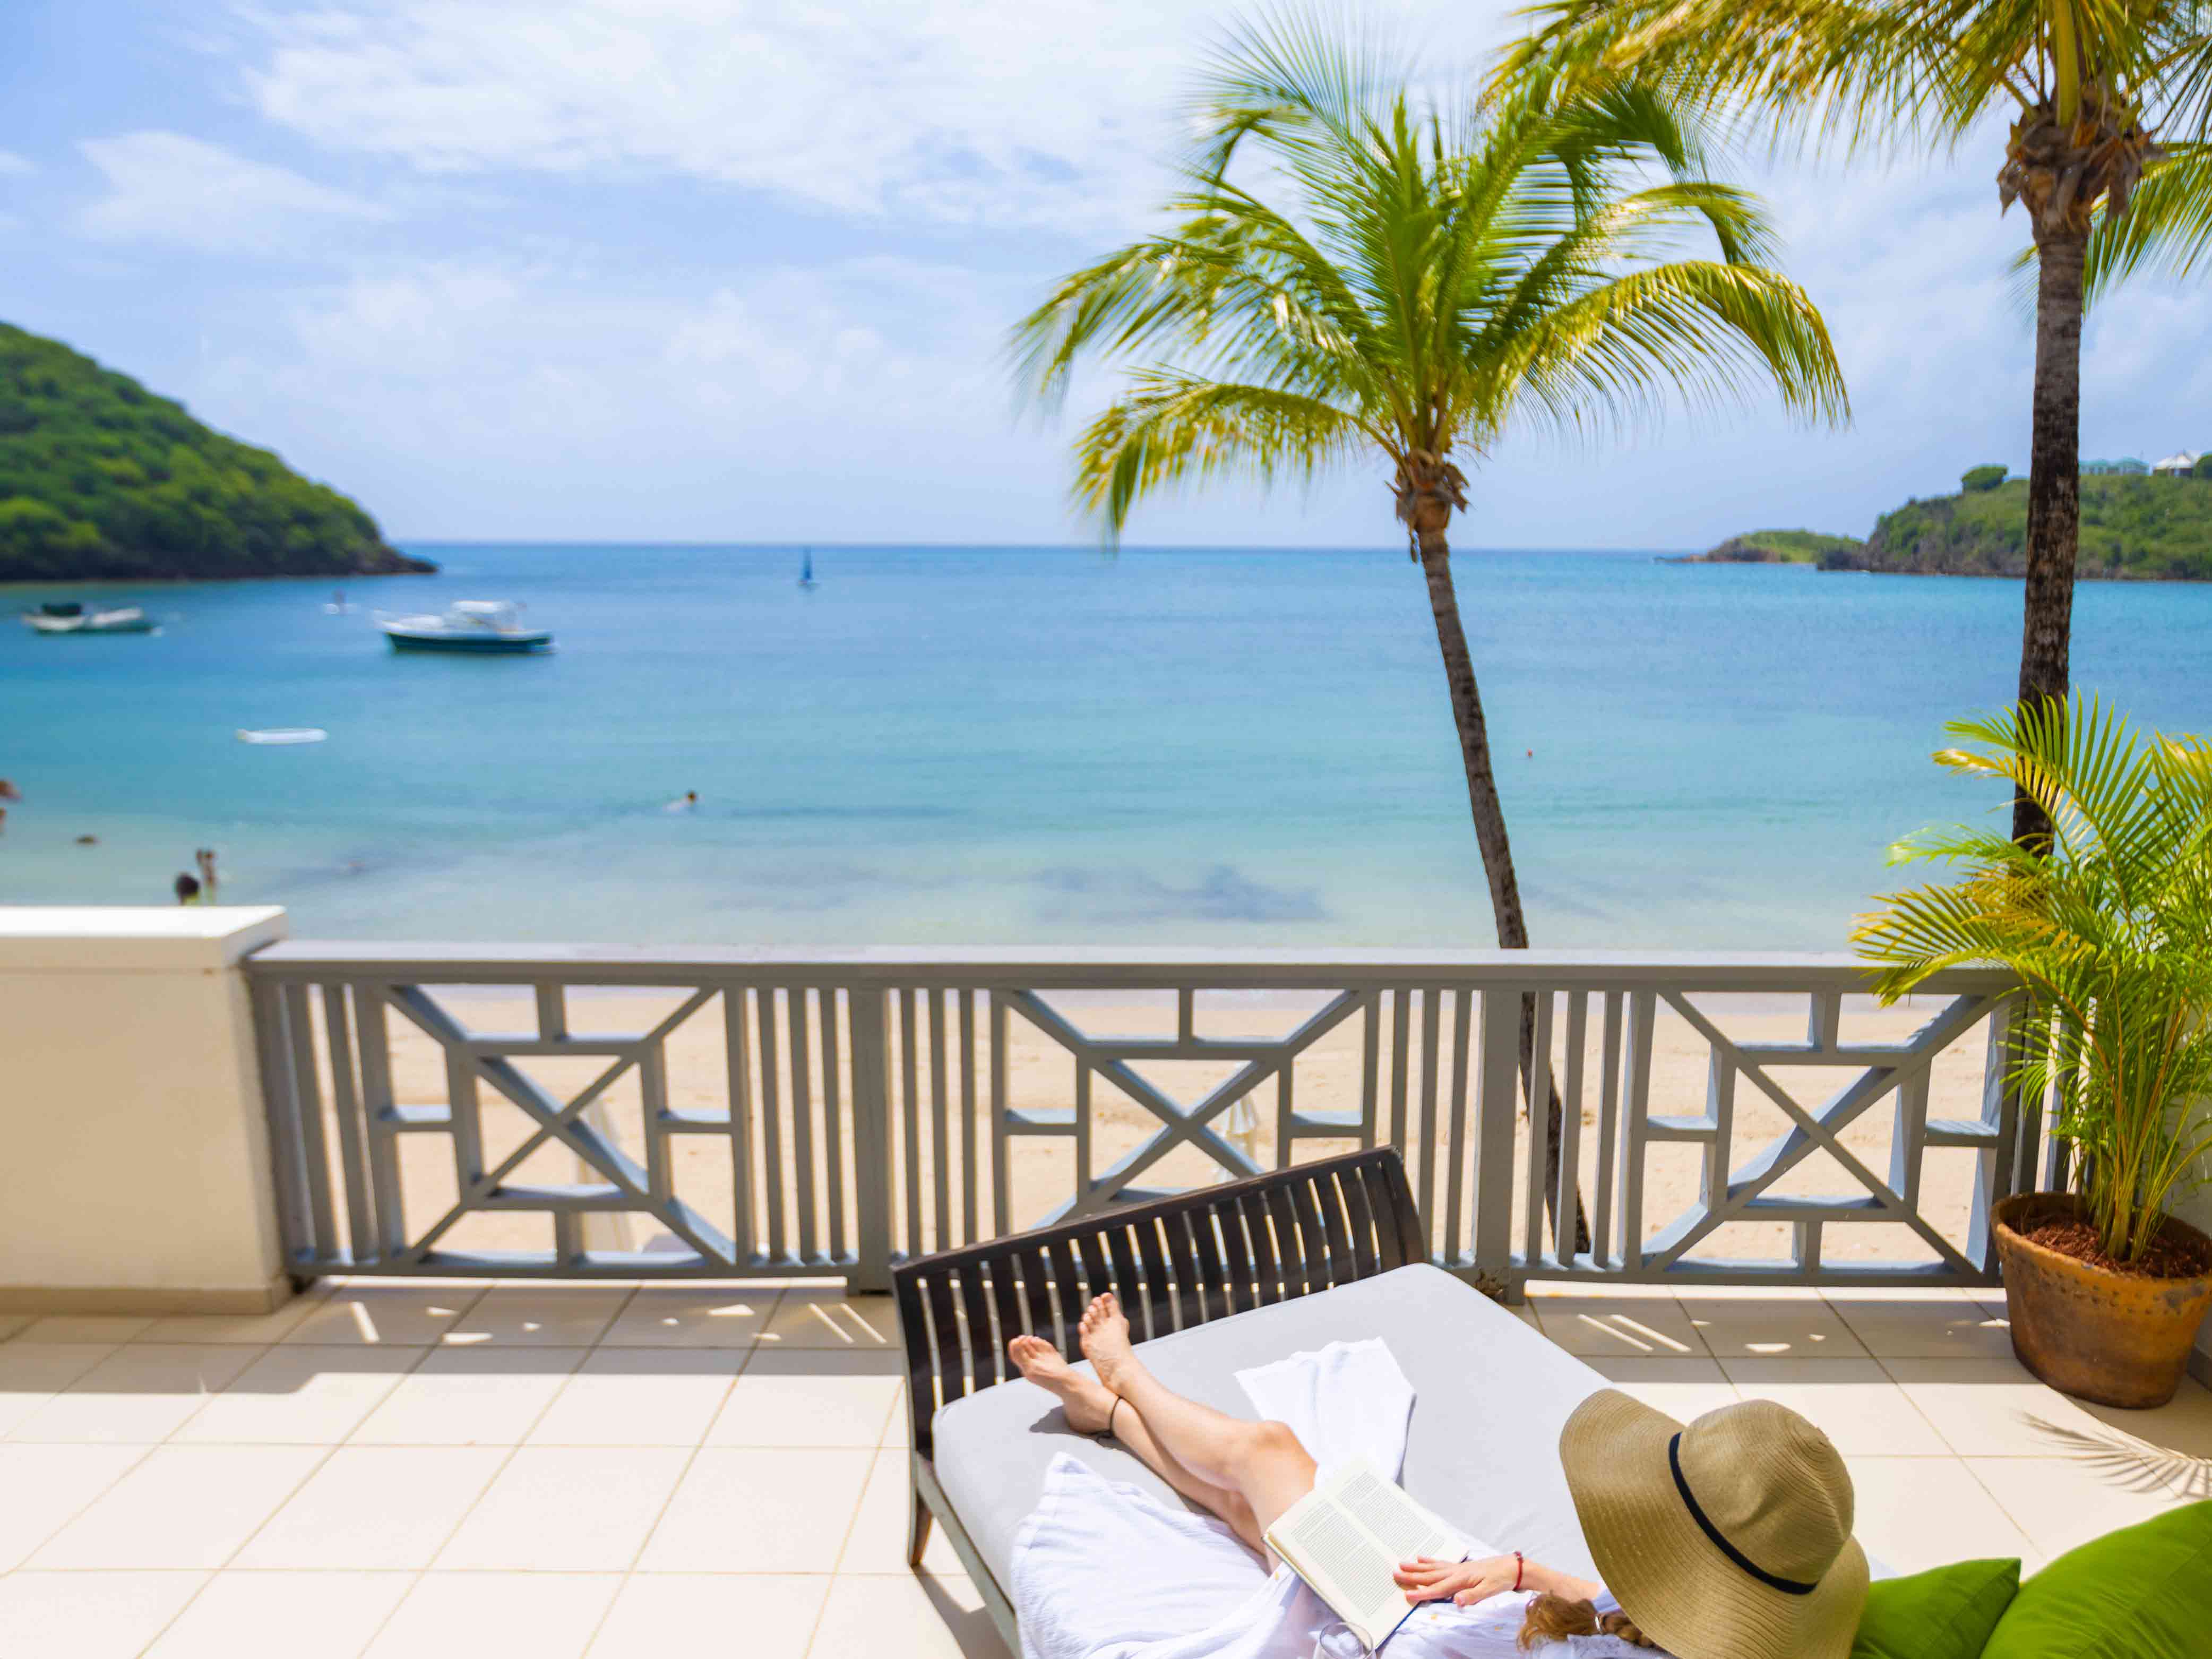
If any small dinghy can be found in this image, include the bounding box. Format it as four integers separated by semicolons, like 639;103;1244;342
22;600;157;635
236;728;328;745
377;599;552;654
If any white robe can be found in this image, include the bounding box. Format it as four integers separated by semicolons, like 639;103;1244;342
1011;1339;1660;1659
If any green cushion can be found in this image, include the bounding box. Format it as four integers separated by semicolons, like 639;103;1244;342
1982;1500;2212;1659
1850;1558;2020;1659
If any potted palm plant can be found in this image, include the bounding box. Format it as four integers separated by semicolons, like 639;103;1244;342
1857;696;2212;1407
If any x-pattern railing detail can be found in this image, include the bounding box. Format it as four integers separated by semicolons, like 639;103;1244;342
246;948;2041;1292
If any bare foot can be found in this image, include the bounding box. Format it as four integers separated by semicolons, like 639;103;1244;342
1009;1334;1118;1434
1079;1292;1137;1393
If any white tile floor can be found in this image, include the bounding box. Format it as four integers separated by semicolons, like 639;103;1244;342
2;1278;2206;1657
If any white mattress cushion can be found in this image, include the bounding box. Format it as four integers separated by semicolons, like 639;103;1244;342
930;1263;1611;1590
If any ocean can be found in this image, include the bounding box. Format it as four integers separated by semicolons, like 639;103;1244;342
5;543;2205;950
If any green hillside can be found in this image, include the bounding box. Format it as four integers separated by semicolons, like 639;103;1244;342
1684;528;1864;564
1862;474;2212;578
0;323;431;581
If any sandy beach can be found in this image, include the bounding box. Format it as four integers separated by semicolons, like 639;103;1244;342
318;983;2012;1278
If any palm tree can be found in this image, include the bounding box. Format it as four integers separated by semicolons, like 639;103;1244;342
1501;0;2212;848
1012;15;1845;1247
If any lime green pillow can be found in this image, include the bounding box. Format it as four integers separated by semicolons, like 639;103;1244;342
1983;1500;2212;1659
1851;1558;2020;1659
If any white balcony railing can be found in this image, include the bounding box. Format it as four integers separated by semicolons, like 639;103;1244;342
240;944;2050;1295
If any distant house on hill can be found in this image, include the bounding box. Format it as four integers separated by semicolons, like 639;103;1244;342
2082;457;2149;475
2153;451;2200;476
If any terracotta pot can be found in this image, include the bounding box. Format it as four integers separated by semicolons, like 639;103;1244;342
1992;1192;2212;1408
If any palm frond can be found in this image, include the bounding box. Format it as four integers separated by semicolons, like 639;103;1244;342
1494;0;2022;158
2083;142;2212;301
1071;373;1367;537
1502;261;1849;444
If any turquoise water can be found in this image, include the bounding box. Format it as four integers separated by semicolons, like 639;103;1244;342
4;544;2206;948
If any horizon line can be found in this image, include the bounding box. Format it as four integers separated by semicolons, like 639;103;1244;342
386;538;1694;555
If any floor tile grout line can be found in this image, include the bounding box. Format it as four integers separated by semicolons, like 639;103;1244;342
1951;1453;2051;1559
1870;1351;2003;1463
573;1357;748;1655
343;1414;545;1659
165;1336;553;1659
126;1433;354;1656
0;1439;163;1575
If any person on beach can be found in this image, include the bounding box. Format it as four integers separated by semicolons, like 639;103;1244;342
174;872;201;905
1010;1292;1866;1659
195;847;219;900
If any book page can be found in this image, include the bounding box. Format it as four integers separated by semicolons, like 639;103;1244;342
1333;1465;1462;1565
1267;1461;1472;1649
1277;1496;1409;1643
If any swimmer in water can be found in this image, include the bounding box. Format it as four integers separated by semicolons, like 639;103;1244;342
665;790;700;813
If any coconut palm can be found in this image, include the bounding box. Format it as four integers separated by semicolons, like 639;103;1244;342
1856;696;2212;1263
1501;0;2212;848
1012;15;1845;1245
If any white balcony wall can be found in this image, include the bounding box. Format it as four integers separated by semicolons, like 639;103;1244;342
0;906;292;1313
2173;1176;2212;1386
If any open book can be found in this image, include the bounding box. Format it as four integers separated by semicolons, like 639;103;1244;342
1263;1458;1473;1653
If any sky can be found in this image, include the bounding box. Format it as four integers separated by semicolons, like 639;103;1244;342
2;0;2209;551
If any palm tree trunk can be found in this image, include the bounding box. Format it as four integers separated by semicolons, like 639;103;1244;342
2015;228;2085;848
1417;527;1589;1256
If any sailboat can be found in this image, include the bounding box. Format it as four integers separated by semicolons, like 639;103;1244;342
797;549;819;590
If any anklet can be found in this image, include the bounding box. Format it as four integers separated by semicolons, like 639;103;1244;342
1107;1396;1124;1440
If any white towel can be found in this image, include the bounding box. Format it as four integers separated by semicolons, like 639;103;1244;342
1009;1339;1660;1659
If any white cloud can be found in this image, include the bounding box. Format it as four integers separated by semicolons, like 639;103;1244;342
186;252;1054;538
0;150;35;176
237;0;1262;230
84;1;2212;546
75;132;389;253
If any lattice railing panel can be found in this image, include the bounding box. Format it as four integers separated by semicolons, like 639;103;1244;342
247;949;2043;1290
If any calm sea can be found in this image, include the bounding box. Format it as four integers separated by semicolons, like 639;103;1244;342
5;544;2205;950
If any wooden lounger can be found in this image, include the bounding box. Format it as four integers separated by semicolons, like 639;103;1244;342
892;1149;1622;1651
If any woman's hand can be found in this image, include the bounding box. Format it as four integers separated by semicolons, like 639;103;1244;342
1391;1554;1605;1609
1390;1554;1523;1607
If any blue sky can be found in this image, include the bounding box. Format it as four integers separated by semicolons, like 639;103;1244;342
3;0;2208;549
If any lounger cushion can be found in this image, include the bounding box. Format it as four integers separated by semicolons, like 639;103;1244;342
1981;1499;2212;1659
1848;1557;2019;1659
930;1263;1612;1592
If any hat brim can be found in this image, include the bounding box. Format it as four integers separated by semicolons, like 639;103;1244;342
1559;1389;1868;1659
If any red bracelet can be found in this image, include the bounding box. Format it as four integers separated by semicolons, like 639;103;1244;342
1512;1552;1524;1592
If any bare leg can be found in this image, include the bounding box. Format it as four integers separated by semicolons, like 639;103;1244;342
1081;1293;1316;1540
1008;1334;1264;1552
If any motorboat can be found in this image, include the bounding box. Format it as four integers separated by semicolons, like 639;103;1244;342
376;600;552;654
22;600;157;635
237;728;328;745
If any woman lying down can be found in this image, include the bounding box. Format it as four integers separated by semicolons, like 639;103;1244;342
1008;1294;1867;1659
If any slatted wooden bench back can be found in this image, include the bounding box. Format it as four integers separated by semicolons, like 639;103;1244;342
893;1148;1424;1459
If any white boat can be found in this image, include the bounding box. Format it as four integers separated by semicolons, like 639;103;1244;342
22;600;157;635
237;728;328;745
376;600;552;654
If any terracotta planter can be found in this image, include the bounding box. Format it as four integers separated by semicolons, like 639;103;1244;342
1992;1192;2212;1408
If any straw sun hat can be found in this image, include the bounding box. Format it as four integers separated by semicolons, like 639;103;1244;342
1559;1390;1869;1659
